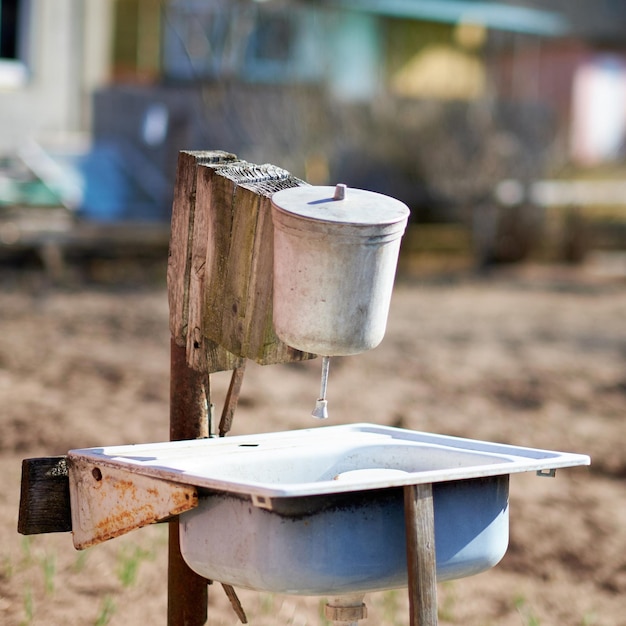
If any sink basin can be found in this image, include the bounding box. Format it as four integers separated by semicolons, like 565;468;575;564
69;424;589;595
181;473;510;594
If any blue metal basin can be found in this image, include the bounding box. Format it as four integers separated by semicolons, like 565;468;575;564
180;474;509;594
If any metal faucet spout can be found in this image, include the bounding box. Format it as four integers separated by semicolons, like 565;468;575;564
312;356;331;419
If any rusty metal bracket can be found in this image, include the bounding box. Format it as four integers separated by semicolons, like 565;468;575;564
68;456;198;550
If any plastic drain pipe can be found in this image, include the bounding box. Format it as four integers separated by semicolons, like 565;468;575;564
324;595;367;625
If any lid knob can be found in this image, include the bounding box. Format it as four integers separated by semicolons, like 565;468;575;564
333;183;347;201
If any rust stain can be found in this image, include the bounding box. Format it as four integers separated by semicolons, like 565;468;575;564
71;460;199;548
94;503;156;531
110;478;137;497
169;493;198;515
89;488;197;540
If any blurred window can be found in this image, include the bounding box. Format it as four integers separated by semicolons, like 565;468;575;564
0;0;29;88
162;1;324;84
242;10;297;81
0;0;19;59
162;0;246;80
247;12;293;63
112;0;161;82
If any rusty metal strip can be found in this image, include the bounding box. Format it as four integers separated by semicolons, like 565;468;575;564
68;456;197;550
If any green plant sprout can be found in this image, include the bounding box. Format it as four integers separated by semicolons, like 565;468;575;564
20;584;33;626
94;595;116;626
116;544;154;587
514;594;541;626
41;552;56;595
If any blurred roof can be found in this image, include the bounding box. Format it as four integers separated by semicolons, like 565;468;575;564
509;0;626;43
327;0;569;36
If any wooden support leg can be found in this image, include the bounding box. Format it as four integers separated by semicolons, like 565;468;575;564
404;483;438;626
218;363;246;437
168;339;209;626
168;522;209;626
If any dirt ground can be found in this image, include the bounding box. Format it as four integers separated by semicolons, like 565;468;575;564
1;260;625;625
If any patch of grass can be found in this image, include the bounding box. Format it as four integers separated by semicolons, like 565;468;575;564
1;554;14;580
41;552;56;595
20;537;33;566
72;548;89;574
379;589;402;625
438;581;457;622
20;584;33;626
116;544;155;588
317;598;331;625
514;594;541;626
259;593;276;615
94;595;116;626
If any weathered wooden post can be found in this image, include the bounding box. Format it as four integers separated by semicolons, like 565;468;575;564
166;150;232;626
168;339;210;625
165;150;315;624
404;484;438;626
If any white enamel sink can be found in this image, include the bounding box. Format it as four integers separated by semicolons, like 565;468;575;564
69;424;589;595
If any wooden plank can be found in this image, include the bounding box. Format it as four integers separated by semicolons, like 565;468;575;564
18;457;72;535
167;150;237;347
201;162;316;365
404;483;438;626
168;150;210;345
199;163;241;359
185;160;244;373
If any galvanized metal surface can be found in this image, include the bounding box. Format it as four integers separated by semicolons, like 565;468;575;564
311;355;330;419
271;185;409;356
67;424;590;504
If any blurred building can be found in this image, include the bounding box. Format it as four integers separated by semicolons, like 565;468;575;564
2;1;626;228
0;0;111;152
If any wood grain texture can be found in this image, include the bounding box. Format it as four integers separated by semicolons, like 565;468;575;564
201;162;316;365
167;150;244;373
18;457;72;535
168;151;320;372
168;150;236;346
168;339;209;625
404;483;439;626
184;160;243;372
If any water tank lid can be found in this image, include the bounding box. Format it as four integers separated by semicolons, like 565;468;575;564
271;184;410;227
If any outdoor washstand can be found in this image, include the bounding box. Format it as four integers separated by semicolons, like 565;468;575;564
18;151;590;626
